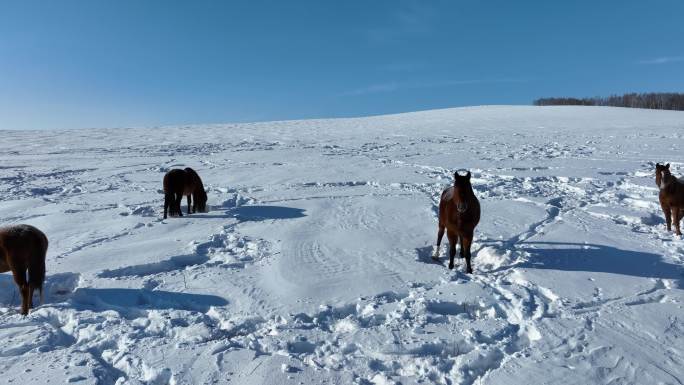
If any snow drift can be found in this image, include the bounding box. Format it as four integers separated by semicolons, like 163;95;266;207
0;106;683;384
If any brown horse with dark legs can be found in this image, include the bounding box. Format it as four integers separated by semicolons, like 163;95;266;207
0;224;47;315
433;171;481;273
163;168;208;219
656;163;684;235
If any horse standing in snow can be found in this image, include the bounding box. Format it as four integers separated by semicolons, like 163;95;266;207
163;168;208;219
655;163;684;235
0;224;48;315
433;171;481;273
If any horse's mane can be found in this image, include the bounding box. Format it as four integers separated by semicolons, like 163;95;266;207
454;178;476;198
664;169;684;185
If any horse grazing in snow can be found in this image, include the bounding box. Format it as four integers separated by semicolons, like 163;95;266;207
163;167;208;219
433;171;481;273
0;224;48;315
656;163;684;235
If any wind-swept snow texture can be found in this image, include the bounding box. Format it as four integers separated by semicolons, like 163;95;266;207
1;106;683;384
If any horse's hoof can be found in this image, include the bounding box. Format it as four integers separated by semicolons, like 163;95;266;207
448;263;454;270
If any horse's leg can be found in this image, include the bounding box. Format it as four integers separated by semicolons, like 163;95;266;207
462;231;474;274
662;203;672;231
187;194;192;215
672;207;682;236
433;223;445;259
447;231;457;270
175;193;183;217
164;193;170;219
459;235;465;259
27;283;35;311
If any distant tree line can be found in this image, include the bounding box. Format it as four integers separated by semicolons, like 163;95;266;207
533;93;684;111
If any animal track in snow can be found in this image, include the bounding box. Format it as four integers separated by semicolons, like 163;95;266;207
98;224;269;279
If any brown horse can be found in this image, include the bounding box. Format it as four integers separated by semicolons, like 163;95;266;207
656;163;684;235
433;171;481;273
0;224;48;315
163;167;208;219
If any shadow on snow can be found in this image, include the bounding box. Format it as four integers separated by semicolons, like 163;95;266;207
181;205;307;222
1;273;227;313
415;246;445;266
416;240;683;288
71;288;228;313
517;241;684;288
229;205;306;222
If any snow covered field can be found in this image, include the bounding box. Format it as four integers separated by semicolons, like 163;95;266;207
1;106;683;385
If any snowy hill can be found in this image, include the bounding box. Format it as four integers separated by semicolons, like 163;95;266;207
1;106;683;384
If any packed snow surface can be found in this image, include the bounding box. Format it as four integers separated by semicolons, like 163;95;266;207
1;106;683;384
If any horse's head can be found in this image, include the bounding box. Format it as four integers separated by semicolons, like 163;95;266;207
195;189;208;212
453;171;473;213
655;163;671;189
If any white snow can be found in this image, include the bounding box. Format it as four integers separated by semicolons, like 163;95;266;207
1;105;683;384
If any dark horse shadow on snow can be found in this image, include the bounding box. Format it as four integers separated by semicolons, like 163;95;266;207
515;241;684;288
189;205;307;222
229;205;306;222
415;246;445;266
1;273;227;314
70;288;228;314
415;241;683;288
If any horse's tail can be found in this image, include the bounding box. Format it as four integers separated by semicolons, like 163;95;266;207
29;232;48;304
28;255;46;305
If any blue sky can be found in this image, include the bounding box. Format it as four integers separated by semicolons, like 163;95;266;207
1;1;683;129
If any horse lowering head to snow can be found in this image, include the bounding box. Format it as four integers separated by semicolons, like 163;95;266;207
183;168;208;213
163;168;208;219
655;163;684;235
0;224;47;315
433;170;481;273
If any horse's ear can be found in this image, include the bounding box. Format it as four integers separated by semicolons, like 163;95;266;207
454;171;459;179
466;171;471;179
666;163;670;169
